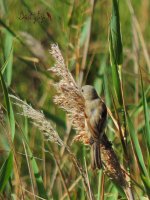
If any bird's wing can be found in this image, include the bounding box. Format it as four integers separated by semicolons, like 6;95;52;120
85;100;107;140
97;101;107;134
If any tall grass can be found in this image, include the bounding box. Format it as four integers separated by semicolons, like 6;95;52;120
0;0;150;199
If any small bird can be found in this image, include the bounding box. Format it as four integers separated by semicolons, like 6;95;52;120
81;85;107;169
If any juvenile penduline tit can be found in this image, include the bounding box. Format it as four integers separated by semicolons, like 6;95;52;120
81;85;107;169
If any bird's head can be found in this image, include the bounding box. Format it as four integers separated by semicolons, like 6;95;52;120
81;85;99;101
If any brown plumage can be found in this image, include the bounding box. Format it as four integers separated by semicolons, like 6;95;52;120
81;85;107;169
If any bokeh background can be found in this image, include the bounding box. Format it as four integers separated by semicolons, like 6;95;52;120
0;0;150;199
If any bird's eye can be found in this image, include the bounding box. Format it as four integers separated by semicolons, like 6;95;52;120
81;89;84;92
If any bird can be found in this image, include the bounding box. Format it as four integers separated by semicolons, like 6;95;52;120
81;85;107;169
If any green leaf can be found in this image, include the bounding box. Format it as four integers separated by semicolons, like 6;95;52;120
0;72;15;192
97;170;103;200
105;183;118;200
9;102;15;140
0;19;16;38
28;149;49;199
0;71;10;116
127;113;150;194
140;70;150;153
94;56;107;96
0;152;13;192
110;0;123;65
23;121;49;199
109;30;122;106
3;29;13;86
109;0;124;106
79;17;91;47
127;113;148;176
0;19;23;45
0;46;13;75
0;71;15;140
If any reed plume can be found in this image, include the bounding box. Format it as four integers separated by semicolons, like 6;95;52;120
49;44;133;200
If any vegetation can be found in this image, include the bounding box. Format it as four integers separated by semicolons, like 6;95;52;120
0;0;150;199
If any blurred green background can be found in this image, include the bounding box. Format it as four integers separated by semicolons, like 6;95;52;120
0;0;150;199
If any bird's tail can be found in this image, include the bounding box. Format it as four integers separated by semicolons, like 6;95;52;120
91;142;102;169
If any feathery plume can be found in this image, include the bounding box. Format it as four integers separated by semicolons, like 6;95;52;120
49;44;87;140
49;44;132;200
10;94;94;200
10;95;63;146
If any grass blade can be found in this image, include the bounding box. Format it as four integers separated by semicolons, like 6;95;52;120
21;118;49;200
0;71;15;140
127;113;148;176
0;71;15;192
3;30;13;86
27;147;49;200
110;0;123;65
0;152;13;193
0;20;23;44
109;0;123;105
1;46;13;75
127;113;150;195
140;69;150;153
